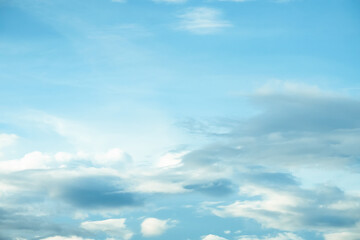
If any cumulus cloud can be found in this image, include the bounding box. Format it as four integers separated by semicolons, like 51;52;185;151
141;217;176;237
178;7;231;34
202;234;228;240
81;218;133;240
0;151;51;172
93;148;133;168
156;151;186;168
0;147;132;173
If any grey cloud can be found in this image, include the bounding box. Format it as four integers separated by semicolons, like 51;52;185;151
0;207;88;240
0;172;142;239
184;179;235;196
179;90;360;169
212;178;360;232
182;144;240;167
244;171;299;189
54;176;143;209
244;93;360;134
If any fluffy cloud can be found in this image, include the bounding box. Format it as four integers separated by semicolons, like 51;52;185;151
202;234;228;240
81;218;133;240
178;7;231;34
0;148;132;173
93;148;133;168
156;151;186;168
141;217;176;237
0;151;51;172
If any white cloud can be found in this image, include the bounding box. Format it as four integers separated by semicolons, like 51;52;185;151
178;7;231;34
41;237;92;240
0;151;51;172
0;133;18;149
0;182;18;197
254;80;337;98
134;180;187;193
2;82;360;240
156;151;186;168
212;185;302;230
202;234;228;240
153;0;187;3
0;133;18;158
218;0;251;2
211;183;360;232
0;147;134;173
93;148;132;168
141;217;176;237
324;229;360;240
218;0;294;2
237;233;303;240
265;233;303;240
81;218;133;240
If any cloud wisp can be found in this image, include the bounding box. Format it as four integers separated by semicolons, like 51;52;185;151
81;218;133;240
178;7;231;34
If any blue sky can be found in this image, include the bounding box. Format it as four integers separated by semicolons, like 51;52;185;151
1;0;360;239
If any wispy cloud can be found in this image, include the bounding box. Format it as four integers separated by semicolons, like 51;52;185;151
218;0;294;2
218;0;252;2
81;219;133;240
41;236;93;240
237;232;304;240
153;0;187;3
178;7;231;34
